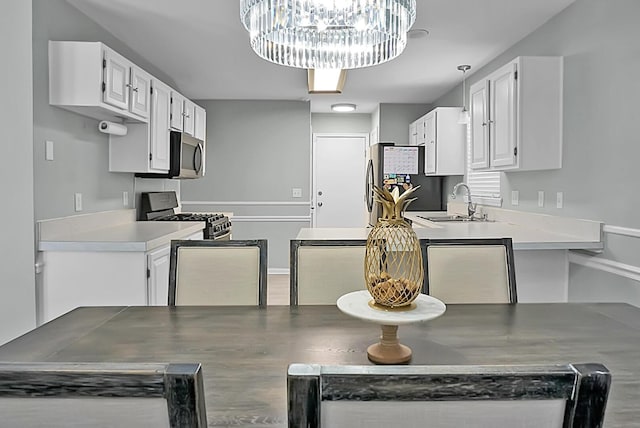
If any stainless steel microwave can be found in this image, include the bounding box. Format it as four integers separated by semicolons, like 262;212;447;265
169;131;204;179
135;131;204;179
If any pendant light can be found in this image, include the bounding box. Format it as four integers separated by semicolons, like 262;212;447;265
239;0;417;70
457;65;471;125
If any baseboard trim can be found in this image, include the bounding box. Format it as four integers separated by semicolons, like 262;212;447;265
268;268;290;275
231;216;311;222
182;201;310;206
569;252;640;282
603;225;640;239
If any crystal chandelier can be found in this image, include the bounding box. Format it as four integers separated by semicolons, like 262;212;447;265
239;0;417;69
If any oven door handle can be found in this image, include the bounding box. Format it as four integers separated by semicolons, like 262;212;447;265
213;230;232;241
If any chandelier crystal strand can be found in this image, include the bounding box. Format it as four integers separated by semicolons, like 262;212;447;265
240;0;416;69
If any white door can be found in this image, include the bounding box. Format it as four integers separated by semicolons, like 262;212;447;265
313;134;368;228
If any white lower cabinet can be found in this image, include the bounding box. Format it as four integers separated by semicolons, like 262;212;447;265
147;245;171;306
40;250;148;324
39;231;203;324
146;231;202;307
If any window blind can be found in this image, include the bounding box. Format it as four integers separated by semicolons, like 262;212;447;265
464;125;503;207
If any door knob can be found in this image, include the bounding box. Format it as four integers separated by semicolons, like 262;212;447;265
317;202;323;207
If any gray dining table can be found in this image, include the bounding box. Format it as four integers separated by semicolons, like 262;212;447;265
0;303;638;427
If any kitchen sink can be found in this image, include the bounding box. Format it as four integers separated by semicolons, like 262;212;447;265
417;215;494;223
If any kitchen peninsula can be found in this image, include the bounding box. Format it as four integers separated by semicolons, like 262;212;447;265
300;203;603;303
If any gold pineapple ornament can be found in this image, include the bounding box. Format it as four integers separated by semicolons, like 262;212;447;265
365;185;423;308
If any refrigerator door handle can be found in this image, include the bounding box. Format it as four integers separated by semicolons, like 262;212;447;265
365;159;374;213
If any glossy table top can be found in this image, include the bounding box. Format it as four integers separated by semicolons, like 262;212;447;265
0;303;638;427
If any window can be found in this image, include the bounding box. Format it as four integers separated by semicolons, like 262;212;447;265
464;125;503;206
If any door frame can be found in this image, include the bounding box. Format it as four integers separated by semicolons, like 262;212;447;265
311;133;369;227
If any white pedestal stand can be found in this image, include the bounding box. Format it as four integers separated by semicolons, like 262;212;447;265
337;290;447;364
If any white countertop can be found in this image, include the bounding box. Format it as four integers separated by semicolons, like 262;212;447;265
39;221;205;252
297;210;603;251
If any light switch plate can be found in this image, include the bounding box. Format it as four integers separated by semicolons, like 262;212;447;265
45;140;54;161
538;191;545;207
292;188;302;198
74;193;83;212
511;190;519;206
123;191;129;207
556;192;564;209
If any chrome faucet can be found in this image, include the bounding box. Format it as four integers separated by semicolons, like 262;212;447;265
451;183;477;218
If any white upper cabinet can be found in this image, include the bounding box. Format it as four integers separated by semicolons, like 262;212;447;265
170;92;185;131
470;80;490;169
129;66;152;118
150;79;171;171
424;111;436;174
410;108;465;176
50;40;207;176
423;107;465;176
183;99;196;136
409;116;427;146
102;48;130;111
409;122;417;146
170;94;206;141
109;77;172;174
49;41;151;122
470;56;563;172
194;104;207;141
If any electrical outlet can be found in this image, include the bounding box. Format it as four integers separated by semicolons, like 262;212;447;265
292;188;302;198
123;191;129;207
538;191;545;207
45;140;54;161
74;193;83;212
556;192;564;209
511;190;519;206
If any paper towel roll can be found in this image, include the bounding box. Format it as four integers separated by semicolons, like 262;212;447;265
98;121;128;136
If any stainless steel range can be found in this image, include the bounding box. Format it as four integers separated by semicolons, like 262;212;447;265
139;191;231;240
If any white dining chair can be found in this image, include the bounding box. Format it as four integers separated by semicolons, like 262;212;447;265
425;237;517;303
290;240;368;306
288;363;610;428
168;239;267;306
0;362;207;428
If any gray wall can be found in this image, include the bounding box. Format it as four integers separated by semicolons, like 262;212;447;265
378;103;431;145
181;100;312;270
0;0;36;344
311;113;372;134
433;0;640;304
32;0;177;220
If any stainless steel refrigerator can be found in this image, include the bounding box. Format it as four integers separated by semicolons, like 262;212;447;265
366;143;443;226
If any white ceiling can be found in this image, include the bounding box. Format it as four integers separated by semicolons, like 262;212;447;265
66;0;575;113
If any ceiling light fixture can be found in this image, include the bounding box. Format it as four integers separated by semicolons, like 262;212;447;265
239;0;417;69
331;103;356;113
457;65;471;125
308;69;347;94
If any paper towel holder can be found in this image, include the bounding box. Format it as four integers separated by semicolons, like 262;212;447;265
98;120;128;136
